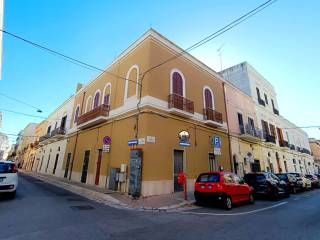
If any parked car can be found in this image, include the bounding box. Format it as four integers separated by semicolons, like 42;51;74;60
276;173;303;193
0;161;18;198
194;172;254;210
244;172;290;200
289;173;312;190
305;174;319;189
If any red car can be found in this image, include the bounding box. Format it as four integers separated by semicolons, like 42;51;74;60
194;172;254;210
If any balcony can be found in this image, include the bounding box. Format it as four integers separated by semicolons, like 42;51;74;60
39;133;50;143
289;144;296;151
77;104;110;130
203;108;223;127
264;133;276;144
273;108;279;115
38;127;66;145
279;139;289;148
50;127;66;140
302;148;311;155
258;98;265;106
168;94;194;118
239;124;263;142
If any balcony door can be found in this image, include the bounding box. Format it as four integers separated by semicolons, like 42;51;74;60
204;89;213;109
172;72;183;96
61;116;67;130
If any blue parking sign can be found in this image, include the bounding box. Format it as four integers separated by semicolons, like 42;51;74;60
213;136;221;148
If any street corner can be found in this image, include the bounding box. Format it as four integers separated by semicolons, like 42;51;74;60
178;198;289;216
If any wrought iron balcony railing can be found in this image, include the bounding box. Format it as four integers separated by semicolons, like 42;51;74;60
168;94;194;114
203;108;223;124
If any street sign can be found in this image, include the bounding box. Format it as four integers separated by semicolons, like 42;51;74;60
214;148;221;156
179;141;191;147
212;136;221;155
212;136;221;148
128;139;138;146
103;136;112;145
102;144;110;153
146;136;156;143
138;138;145;145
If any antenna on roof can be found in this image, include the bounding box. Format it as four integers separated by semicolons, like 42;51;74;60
217;43;225;71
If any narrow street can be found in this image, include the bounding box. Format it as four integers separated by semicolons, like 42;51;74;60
1;174;320;240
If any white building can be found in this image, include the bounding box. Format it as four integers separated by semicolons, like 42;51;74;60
0;0;4;80
36;95;75;178
220;62;314;174
0;132;9;160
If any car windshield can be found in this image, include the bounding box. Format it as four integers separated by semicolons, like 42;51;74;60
244;174;265;183
0;162;15;174
197;173;220;183
290;173;300;177
276;174;288;181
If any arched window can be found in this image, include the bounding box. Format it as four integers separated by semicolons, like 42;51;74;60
203;86;214;109
74;105;80;123
170;69;186;97
85;96;92;113
102;83;112;106
124;65;139;101
93;90;101;109
172;72;183;96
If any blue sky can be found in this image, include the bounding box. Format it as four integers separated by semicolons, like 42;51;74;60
0;0;319;144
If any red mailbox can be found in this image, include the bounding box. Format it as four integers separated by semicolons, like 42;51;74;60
177;172;186;185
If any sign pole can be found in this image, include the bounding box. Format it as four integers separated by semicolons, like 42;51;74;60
184;146;187;201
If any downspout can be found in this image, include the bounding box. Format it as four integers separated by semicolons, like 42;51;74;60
222;82;234;173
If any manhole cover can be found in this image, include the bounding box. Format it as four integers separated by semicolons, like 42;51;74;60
70;205;94;210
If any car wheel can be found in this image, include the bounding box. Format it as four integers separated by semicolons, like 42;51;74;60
292;187;297;194
195;196;203;206
248;193;255;204
224;196;232;210
9;191;16;199
272;189;279;200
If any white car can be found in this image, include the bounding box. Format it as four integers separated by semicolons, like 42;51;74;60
0;161;18;198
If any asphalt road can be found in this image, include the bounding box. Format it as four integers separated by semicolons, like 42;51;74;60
1;174;320;240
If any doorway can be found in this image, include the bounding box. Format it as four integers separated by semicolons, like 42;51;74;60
250;159;261;172
95;149;102;185
173;150;184;192
64;153;71;178
81;150;90;183
61;115;67;130
53;154;59;175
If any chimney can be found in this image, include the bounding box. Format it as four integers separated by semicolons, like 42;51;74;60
76;83;83;93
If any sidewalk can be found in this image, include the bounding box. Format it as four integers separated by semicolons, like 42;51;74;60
21;170;195;211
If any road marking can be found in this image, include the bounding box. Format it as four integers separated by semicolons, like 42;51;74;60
177;202;288;216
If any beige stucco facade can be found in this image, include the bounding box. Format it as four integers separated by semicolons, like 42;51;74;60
63;29;231;196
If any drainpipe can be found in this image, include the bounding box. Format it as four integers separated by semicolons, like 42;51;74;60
69;91;86;180
222;82;234;173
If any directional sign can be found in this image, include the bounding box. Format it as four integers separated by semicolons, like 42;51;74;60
179;141;191;147
128;139;138;146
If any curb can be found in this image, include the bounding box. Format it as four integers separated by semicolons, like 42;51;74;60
21;171;194;212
